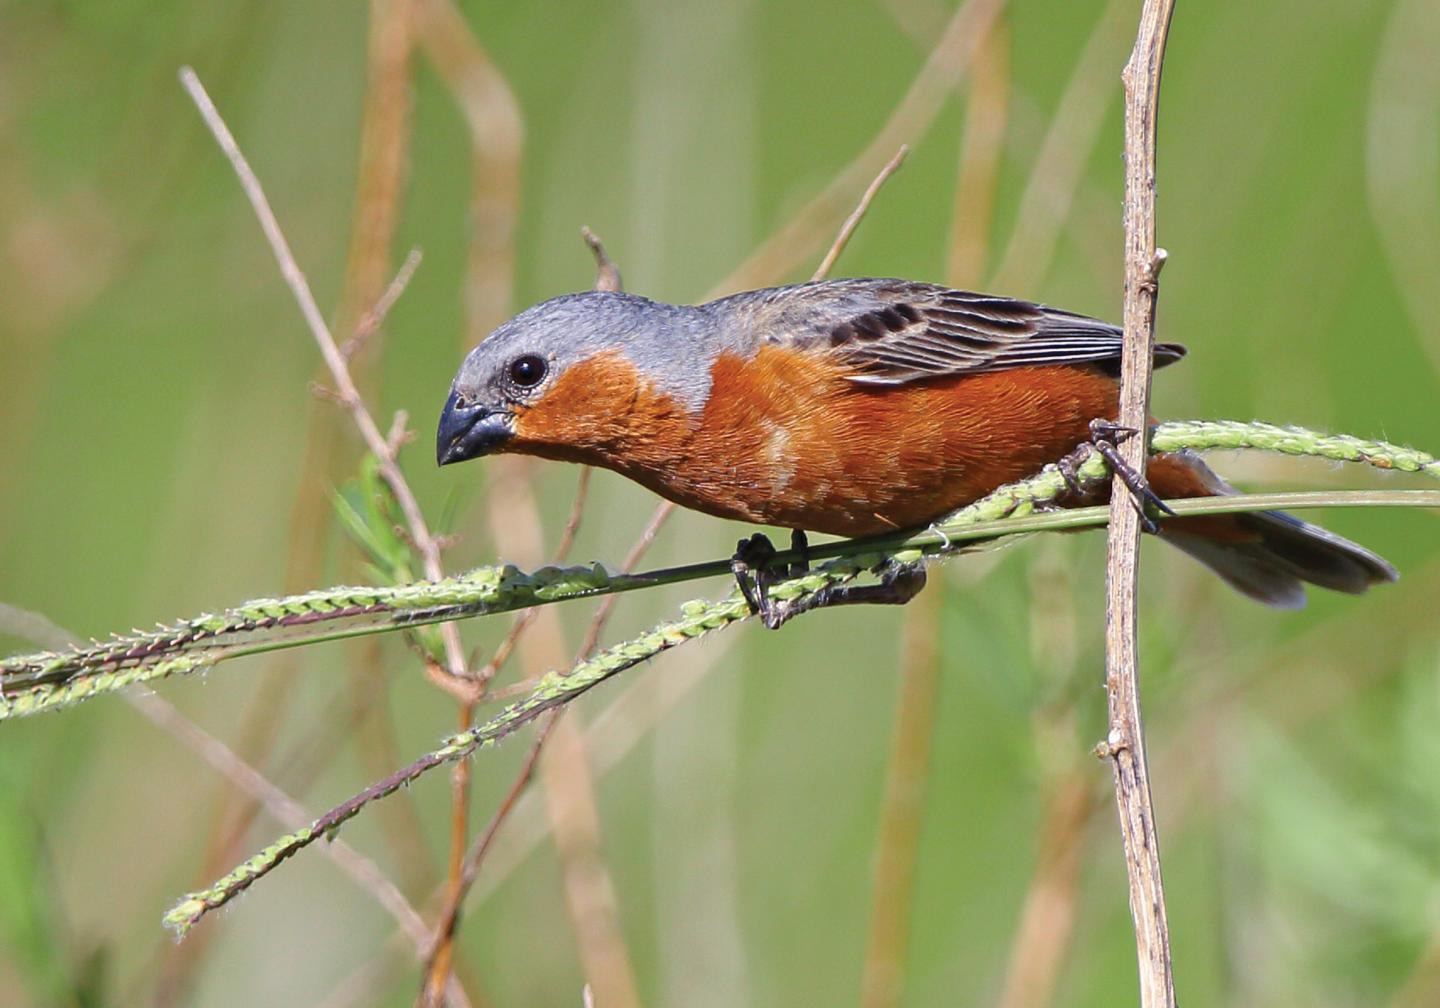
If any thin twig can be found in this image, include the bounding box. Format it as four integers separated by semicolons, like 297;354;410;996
344;247;425;359
1102;2;1178;1005
810;145;909;281
581;226;623;292
181;66;476;1004
162;22;422;996
420;462;592;1005
178;68;470;693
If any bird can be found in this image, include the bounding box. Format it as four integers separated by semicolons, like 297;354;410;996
436;277;1396;623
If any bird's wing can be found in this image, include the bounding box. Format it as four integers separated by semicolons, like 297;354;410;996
743;278;1185;386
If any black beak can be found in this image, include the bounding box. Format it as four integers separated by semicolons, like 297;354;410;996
436;389;514;466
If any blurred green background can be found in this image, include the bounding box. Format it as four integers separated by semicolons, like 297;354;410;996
2;1;1439;1005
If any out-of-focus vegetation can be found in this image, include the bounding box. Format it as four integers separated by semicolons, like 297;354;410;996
1;1;1438;1005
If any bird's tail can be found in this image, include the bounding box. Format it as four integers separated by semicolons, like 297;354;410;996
1146;452;1397;609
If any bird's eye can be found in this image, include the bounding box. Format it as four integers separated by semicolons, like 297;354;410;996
508;354;547;389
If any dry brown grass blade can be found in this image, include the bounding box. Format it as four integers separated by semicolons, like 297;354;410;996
335;0;417;378
413;0;523;345
858;582;944;1008
988;0;1130;292
997;770;1099;1008
945;19;1010;286
860;21;1008;1007
476;464;644;1008
537;708;644;1008
709;0;1010;296
406;6;527;999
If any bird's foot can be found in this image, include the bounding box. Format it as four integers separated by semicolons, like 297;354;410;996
1085;419;1175;534
761;559;928;630
731;530;813;629
730;532;779;622
731;530;925;630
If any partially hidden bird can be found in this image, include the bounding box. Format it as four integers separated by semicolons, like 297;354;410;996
436;278;1395;622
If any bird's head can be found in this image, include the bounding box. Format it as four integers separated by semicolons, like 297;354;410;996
436;290;710;467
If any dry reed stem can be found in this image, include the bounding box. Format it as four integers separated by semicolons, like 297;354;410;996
996;768;1098;1008
1103;1;1178;1004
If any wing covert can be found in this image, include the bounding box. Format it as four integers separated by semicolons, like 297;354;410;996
738;278;1184;385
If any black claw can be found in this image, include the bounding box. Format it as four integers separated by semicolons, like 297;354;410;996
1055;452;1087;499
731;533;771;616
730;554;763;616
1086;422;1172;531
1089;419;1140;440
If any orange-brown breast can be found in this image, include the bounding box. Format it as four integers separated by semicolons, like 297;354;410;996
509;345;1230;539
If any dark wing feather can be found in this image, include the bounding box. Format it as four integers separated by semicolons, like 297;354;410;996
738;278;1185;385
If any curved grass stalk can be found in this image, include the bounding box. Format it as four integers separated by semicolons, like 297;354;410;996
3;420;1438;725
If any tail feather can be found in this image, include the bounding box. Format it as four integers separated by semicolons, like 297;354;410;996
1147;452;1398;609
